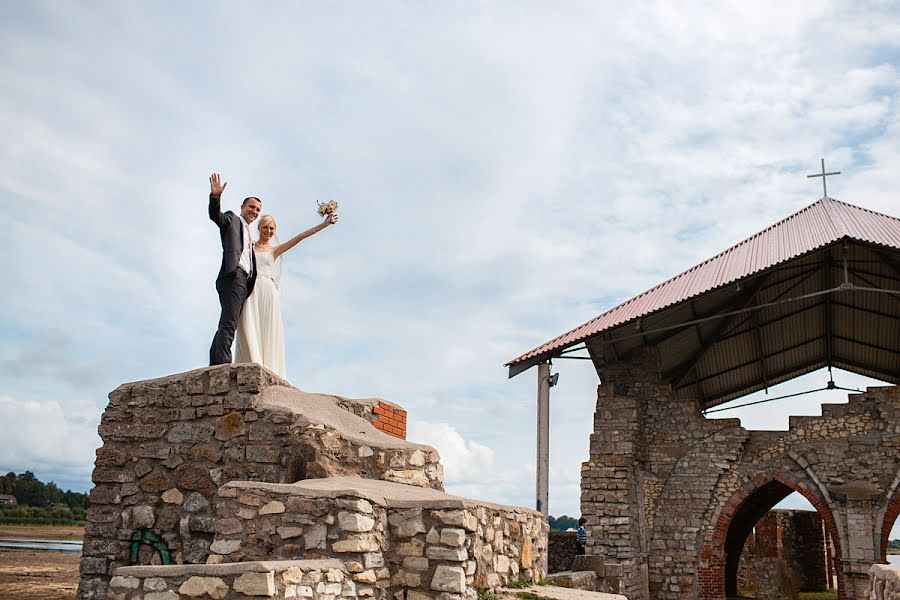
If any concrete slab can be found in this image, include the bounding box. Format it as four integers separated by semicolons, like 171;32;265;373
501;585;627;600
224;476;541;515
258;385;429;450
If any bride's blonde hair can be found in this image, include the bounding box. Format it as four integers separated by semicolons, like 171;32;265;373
257;214;277;233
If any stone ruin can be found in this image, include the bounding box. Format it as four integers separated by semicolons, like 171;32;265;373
582;348;900;600
76;364;548;600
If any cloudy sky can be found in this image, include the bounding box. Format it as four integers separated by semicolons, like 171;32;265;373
1;2;898;537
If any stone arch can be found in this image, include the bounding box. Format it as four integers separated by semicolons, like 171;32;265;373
878;472;900;563
698;470;845;600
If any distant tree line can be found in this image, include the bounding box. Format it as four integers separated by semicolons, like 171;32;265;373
548;515;579;531
889;539;900;552
0;471;89;524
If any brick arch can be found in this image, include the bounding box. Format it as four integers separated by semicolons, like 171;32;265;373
880;482;900;563
697;470;845;600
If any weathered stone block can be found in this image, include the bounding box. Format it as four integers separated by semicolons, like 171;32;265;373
161;488;183;504
179;576;229;599
339;511;376;532
143;577;168;591
364;552;385;568
431;566;466;592
403;557;430;571
259;500;286;515
92;468;135;484
389;508;426;537
397;538;425;557
173;464;215;495
440;528;466;547
210;539;242;554
354;570;378;583
305;525;327;549
333;534;381;553
166;422;214;443
214;412;246;441
233;571;276;596
109;576;139;589
278;526;305;539
426;546;468;561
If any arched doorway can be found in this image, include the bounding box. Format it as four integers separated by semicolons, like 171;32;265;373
700;473;845;599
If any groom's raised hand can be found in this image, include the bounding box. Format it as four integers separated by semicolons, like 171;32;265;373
209;172;228;198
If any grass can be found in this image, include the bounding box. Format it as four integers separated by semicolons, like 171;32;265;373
515;593;554;600
798;592;838;600
504;575;533;589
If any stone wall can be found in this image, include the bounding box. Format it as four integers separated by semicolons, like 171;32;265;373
867;564;900;600
580;347;900;600
77;365;443;600
207;478;547;597
547;531;578;573
106;559;352;600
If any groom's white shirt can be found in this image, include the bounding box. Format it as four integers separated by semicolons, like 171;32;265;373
238;214;253;275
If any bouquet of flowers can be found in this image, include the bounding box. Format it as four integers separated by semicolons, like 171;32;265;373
317;200;339;217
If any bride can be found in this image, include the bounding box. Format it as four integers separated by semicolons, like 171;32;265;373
235;211;338;378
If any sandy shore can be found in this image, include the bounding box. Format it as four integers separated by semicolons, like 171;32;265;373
0;526;84;600
0;548;80;600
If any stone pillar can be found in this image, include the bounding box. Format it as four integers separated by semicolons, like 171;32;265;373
580;350;654;599
841;498;883;598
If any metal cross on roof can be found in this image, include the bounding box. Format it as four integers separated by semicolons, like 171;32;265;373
807;158;841;197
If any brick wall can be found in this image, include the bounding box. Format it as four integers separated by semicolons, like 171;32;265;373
372;401;407;439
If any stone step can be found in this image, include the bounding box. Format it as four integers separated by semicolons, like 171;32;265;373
545;570;598;591
109;559;354;600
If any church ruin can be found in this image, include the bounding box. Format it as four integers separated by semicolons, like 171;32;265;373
507;197;900;599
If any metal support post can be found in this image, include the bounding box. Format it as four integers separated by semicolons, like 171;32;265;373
536;362;550;516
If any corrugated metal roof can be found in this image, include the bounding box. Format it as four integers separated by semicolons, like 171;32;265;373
507;197;900;367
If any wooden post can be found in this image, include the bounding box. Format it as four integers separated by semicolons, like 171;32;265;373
536;362;550;515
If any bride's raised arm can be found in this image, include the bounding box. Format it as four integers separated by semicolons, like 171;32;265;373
272;213;338;260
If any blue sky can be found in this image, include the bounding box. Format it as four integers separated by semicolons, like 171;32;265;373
1;1;898;539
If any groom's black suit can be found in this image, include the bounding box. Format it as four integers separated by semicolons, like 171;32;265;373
208;193;257;366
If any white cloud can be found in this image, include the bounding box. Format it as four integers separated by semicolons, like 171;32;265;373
1;0;898;522
408;420;495;487
0;394;101;488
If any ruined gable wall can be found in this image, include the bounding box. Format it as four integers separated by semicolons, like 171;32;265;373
582;347;900;600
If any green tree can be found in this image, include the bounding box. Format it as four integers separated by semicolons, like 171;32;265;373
548;515;579;531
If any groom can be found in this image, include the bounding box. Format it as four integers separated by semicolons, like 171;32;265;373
208;172;260;366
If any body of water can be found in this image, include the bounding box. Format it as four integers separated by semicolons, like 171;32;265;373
889;554;900;566
0;538;82;553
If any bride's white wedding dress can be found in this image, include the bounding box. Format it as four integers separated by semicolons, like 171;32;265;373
235;250;286;378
